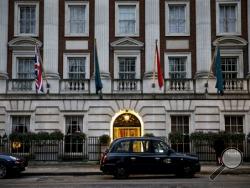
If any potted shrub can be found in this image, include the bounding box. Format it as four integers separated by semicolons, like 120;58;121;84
99;134;111;145
99;134;111;154
50;131;64;141
168;132;185;144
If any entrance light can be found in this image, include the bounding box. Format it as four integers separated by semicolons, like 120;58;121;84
123;114;130;121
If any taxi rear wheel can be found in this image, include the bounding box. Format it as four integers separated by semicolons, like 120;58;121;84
176;165;194;178
113;167;129;179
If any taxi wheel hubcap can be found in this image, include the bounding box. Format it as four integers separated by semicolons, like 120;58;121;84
0;164;7;178
115;167;127;179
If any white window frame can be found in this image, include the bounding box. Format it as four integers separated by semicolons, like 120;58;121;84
221;112;246;133
164;53;191;79
65;115;84;135
14;1;39;37
115;1;139;37
12;51;36;79
113;50;141;79
216;0;241;36
65;1;89;37
11;116;30;133
166;112;193;137
165;1;190;36
63;53;90;79
220;49;243;78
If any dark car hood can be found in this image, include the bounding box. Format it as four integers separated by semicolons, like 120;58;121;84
0;152;25;160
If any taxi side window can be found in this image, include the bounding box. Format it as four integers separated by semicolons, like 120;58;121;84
113;141;130;153
152;140;167;154
132;140;151;153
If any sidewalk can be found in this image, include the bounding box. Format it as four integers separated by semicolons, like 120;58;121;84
22;162;250;176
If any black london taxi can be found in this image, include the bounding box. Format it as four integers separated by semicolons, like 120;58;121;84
100;137;200;179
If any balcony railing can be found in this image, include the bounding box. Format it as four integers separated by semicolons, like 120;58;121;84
224;79;248;92
4;78;250;95
112;79;142;93
60;79;90;93
165;79;194;93
7;79;35;93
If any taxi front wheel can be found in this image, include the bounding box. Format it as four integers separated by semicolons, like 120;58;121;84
0;164;7;179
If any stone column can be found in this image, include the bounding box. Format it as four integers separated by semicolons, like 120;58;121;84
196;0;212;77
0;0;8;94
144;0;161;93
43;0;60;93
195;0;212;93
247;0;250;78
0;0;8;79
92;0;110;93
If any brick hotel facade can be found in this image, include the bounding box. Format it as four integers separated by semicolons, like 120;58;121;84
0;0;250;145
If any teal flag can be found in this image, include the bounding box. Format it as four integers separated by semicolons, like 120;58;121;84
215;47;224;95
94;40;103;94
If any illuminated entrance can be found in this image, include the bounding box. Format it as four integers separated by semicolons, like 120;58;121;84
111;110;143;140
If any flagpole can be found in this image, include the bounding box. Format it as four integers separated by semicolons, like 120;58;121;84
94;38;103;99
36;45;50;94
152;40;157;89
205;44;219;93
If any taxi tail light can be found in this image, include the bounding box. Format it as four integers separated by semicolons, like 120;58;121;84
101;154;108;164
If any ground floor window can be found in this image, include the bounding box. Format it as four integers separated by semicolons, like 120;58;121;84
225;115;244;151
170;115;189;153
225;115;243;133
65;116;83;153
11;116;30;153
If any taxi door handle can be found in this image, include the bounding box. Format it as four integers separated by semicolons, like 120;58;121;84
130;157;136;160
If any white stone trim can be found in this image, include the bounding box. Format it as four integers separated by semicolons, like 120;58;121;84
14;1;39;37
165;0;190;36
115;1;140;37
216;0;241;36
164;52;192;79
63;53;90;79
113;50;141;79
65;40;88;50
12;51;36;79
166;40;189;49
65;1;89;37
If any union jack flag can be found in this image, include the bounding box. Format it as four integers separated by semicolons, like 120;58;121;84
34;45;44;93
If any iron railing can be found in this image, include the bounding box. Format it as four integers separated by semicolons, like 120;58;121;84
0;137;100;161
1;137;249;162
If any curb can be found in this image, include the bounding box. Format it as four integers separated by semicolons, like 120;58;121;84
22;172;103;176
21;170;250;176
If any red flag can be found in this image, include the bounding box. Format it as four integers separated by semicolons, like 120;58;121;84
155;42;164;88
34;45;44;93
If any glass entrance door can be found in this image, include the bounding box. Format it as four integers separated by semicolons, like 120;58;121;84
113;113;141;139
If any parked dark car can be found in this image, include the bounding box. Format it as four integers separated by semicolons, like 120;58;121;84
0;152;28;178
100;137;200;179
